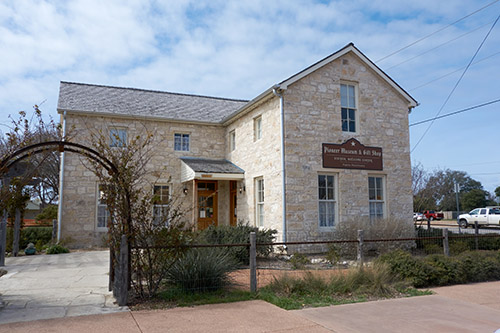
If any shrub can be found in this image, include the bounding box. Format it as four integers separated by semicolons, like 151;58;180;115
290;253;310;269
197;223;277;264
6;227;52;252
334;217;415;258
35;205;58;221
166;248;238;292
325;244;341;266
378;249;500;288
46;244;69;254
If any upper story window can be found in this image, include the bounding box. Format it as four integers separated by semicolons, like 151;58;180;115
368;176;385;221
230;130;236;151
318;174;337;228
254;116;262;141
110;127;127;147
255;177;264;227
340;84;357;133
153;185;170;225
174;133;190;151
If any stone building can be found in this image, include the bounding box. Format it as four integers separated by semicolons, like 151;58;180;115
57;43;417;247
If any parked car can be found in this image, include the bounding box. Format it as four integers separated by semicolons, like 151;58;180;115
458;207;500;228
413;212;425;222
422;210;444;221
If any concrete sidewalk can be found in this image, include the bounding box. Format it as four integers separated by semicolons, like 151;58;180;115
0;251;127;324
1;281;500;332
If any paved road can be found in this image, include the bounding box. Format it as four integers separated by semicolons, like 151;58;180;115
0;250;127;324
416;221;500;234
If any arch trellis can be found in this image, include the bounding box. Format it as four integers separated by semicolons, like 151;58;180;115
0;140;129;305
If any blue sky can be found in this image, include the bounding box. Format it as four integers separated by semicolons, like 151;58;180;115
1;0;499;192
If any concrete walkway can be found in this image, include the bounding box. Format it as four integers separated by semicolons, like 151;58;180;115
0;250;127;324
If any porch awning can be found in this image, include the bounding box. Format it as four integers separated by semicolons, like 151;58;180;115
180;157;245;182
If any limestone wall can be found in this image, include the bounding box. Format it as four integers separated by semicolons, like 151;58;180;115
282;52;413;242
60;114;226;247
225;97;284;239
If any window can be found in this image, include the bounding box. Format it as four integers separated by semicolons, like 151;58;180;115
153;185;170;224
230;130;236;151
341;84;356;132
110;128;127;147
174;133;190;151
254;116;262;141
97;185;110;229
255;177;264;227
318;175;336;228
368;176;385;220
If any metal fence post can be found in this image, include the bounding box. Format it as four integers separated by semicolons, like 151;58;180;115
0;209;7;266
474;222;479;250
442;228;449;256
357;230;364;266
52;219;58;241
13;208;21;257
250;232;257;292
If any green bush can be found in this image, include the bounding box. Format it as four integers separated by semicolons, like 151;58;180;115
197;224;277;264
166;248;237;292
35;205;58;221
290;253;309;269
377;249;500;288
46;244;70;254
6;227;53;252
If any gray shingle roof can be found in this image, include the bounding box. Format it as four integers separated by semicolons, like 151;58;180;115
180;157;244;174
57;82;249;123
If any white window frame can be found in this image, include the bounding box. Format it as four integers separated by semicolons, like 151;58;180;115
318;174;337;229
110;127;127;147
96;185;110;230
153;184;170;225
230;130;236;151
255;177;264;227
368;175;385;221
174;133;190;151
340;83;358;133
254;116;262;141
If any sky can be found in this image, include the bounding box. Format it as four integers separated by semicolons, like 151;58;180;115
1;0;499;193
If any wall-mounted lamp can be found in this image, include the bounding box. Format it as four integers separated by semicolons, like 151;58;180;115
239;182;246;194
183;186;188;195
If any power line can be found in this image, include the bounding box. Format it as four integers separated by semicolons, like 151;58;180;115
376;0;500;63
409;51;500;91
410;14;500;153
386;21;493;71
409;98;500;127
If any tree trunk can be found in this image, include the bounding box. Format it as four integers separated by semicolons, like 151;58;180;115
13;208;21;257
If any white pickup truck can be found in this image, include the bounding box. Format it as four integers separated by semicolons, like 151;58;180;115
458;207;500;228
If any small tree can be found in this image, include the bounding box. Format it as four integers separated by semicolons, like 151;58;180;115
83;121;193;298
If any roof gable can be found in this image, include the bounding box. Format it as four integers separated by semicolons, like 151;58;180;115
279;43;417;108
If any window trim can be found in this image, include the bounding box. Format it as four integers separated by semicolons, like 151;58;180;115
229;130;236;151
254;116;262;141
317;174;338;230
340;83;359;134
109;127;127;148
174;133;190;152
255;177;264;227
153;184;171;225
368;175;386;221
96;184;109;231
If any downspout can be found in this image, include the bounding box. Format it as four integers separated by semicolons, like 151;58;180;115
56;111;67;242
272;86;287;243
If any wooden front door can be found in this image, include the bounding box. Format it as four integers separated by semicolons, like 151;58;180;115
230;181;237;226
197;180;218;230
